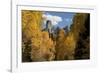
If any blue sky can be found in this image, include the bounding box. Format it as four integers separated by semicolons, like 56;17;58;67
43;11;75;30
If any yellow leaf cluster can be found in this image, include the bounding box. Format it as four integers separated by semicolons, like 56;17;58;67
41;31;54;50
58;29;65;41
64;32;76;50
22;10;43;41
31;31;55;61
56;30;76;60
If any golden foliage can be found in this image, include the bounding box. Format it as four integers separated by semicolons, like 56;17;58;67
56;30;76;60
22;10;43;41
58;29;65;41
41;32;55;53
22;10;43;61
71;13;88;41
31;31;55;61
22;10;55;61
31;30;42;49
64;32;76;51
56;29;65;49
22;11;90;61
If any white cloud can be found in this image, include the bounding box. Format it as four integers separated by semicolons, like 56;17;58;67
42;14;62;26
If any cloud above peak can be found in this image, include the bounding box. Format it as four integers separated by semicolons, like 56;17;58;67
42;14;62;26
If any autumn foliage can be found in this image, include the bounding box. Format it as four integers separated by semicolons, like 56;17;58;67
31;31;55;61
56;30;76;60
22;11;90;62
22;10;55;62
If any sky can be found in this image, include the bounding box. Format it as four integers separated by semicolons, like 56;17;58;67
42;11;76;30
